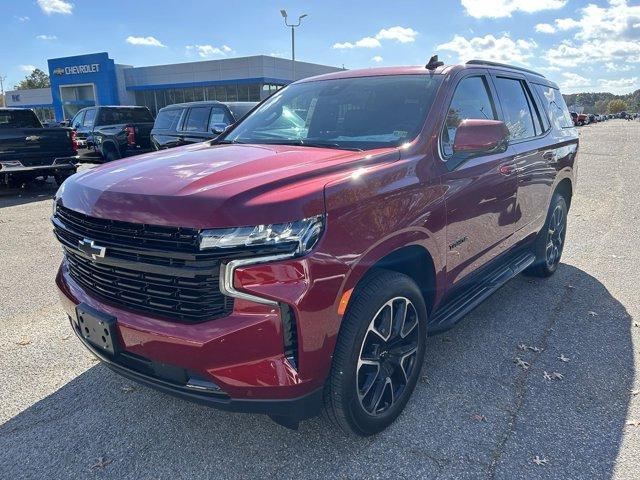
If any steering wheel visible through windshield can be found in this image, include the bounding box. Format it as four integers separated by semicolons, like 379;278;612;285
222;74;443;151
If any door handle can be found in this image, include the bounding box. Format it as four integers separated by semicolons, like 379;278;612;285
542;151;557;162
499;164;515;176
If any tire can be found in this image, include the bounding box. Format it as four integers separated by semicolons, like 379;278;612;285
525;192;568;278
104;147;121;163
323;269;428;436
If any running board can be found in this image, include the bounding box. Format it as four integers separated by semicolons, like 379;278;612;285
428;252;536;334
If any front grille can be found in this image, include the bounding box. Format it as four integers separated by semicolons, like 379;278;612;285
56;205;200;253
53;205;233;323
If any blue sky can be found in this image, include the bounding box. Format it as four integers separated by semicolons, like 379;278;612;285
2;0;639;94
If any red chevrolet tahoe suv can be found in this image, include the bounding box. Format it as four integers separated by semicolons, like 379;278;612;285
53;59;578;436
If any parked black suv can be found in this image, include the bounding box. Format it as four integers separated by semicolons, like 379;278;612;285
70;106;154;162
151;101;256;150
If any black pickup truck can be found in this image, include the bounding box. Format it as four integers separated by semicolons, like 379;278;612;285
0;108;78;186
70;106;154;162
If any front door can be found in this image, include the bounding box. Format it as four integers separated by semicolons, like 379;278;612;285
439;73;517;289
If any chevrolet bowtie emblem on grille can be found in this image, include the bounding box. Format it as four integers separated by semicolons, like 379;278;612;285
78;238;106;260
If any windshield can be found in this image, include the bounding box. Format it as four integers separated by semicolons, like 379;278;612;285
223;74;443;151
96;107;154;125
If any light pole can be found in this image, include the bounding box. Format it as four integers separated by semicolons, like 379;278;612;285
0;75;6;107
280;10;307;82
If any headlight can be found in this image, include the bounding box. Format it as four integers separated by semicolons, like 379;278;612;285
199;215;324;255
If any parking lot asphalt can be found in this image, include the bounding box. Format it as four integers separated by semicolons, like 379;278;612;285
1;120;639;479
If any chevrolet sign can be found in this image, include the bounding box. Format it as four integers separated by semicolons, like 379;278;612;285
53;64;100;76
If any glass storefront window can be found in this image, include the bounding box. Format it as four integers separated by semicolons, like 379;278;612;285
226;85;238;101
193;87;205;102
183;88;195;103
215;85;227;101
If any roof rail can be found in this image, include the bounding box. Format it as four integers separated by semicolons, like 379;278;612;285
465;60;545;78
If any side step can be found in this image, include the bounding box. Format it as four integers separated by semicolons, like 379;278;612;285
428;252;536;334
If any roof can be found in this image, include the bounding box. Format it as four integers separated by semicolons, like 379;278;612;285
295;61;555;88
158;101;257;110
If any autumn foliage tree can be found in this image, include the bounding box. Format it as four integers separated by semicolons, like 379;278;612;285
607;99;629;114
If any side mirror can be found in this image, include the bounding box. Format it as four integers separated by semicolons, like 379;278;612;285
453;119;510;155
211;123;231;135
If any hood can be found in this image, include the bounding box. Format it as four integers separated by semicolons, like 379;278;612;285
59;142;398;228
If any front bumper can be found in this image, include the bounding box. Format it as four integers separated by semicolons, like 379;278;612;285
69;314;323;419
56;248;347;416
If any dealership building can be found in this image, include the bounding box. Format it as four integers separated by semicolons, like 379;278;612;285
5;52;341;122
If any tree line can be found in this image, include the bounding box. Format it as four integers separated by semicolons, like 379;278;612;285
563;90;640;114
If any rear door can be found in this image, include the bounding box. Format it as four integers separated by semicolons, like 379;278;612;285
440;73;518;288
490;74;554;236
179;106;212;144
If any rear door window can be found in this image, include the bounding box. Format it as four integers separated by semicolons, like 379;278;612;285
441;76;498;158
154;108;183;131
96;108;154;125
494;77;536;141
183;107;210;132
533;84;574;129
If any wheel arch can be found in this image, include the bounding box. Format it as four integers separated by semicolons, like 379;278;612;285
555;177;573;210
340;238;442;318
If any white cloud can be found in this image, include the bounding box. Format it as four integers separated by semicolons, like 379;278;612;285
437;34;537;65
605;62;633;72
559;72;593;90
554;18;580;30
186;44;231;57
333;25;417;49
36;34;57;41
19;65;37;72
460;0;567;19
543;0;640;67
333;37;381;49
375;26;418;43
598;76;639;94
126;36;165;47
545;39;640;67
371;55;384;63
16;16;30;21
37;0;73;15
536;23;556;34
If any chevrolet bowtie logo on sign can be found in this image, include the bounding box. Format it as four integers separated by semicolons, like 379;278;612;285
78;238;106;260
53;64;100;76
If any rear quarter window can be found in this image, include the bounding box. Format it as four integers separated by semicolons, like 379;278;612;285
533;84;574;129
0;110;41;129
154;109;183;130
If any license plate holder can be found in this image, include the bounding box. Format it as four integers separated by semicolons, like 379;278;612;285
75;303;119;355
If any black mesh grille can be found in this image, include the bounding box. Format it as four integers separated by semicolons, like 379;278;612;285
53;205;233;323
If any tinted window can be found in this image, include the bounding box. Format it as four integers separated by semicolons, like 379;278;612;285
154;108;183;130
83;109;96;127
0;110;41;128
494;77;536;140
225;75;443;151
209;106;231;124
441;76;497;157
71;111;85;129
227;103;256;120
533;84;574;129
183;107;210;132
96;107;154;126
